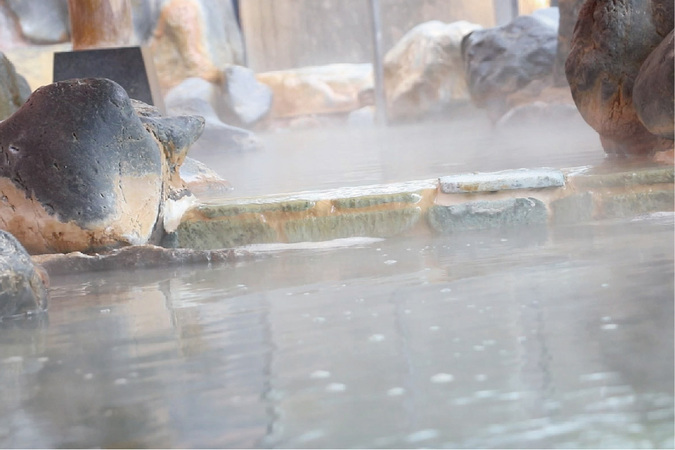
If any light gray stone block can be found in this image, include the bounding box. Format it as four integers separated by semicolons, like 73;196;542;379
440;168;565;193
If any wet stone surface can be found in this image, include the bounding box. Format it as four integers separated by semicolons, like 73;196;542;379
428;197;548;233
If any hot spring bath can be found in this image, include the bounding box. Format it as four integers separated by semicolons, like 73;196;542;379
0;213;672;448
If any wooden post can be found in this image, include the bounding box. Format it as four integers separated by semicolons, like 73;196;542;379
368;0;388;126
68;0;133;50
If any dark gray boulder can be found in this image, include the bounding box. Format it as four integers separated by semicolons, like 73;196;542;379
0;78;203;254
462;11;558;120
0;52;31;121
634;30;674;140
218;65;272;127
0;230;48;320
165;77;262;153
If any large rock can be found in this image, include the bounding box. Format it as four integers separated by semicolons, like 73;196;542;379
165;77;261;154
0;230;48;320
0;53;31;121
462;11;559;120
256;63;373;118
148;0;245;93
0;78;203;254
5;0;70;45
565;0;674;156
633;30;675;140
218;65;272;127
553;0;585;86
384;20;482;121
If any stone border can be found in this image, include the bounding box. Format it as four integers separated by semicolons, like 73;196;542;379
165;165;674;250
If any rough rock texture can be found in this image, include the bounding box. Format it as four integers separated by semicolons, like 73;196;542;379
32;244;251;276
0;230;48;320
0;53;31;121
553;0;585;86
565;0;674;156
165;77;262;153
148;0;245;93
5;0;70;45
0;78;203;254
219;65;273;127
256;64;373;118
384;20;482;121
633;30;674;140
180;156;233;198
462;11;559;120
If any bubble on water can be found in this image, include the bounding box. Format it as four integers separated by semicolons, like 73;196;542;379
3;356;23;363
601;316;612;322
100;308;111;314
579;372;617;382
453;397;474;405
483;339;496;346
517;336;527;342
499;391;522;401
310;370;331;379
296;430;325;443
343;310;352;316
601;323;618;330
473;345;485;351
368;334;385;342
383;260;397;265
404;309;411;314
37;357;49;363
429;325;441;332
387;387;406;396
627;423;645;434
84;373;94;380
601;283;609;288
430;373;454;384
474;390;497;399
454;352;462;358
313;317;326;323
326;383;346;392
475;374;487;382
500;238;508;242
440;288;452;293
237;284;247;289
405;429;439;443
114;378;128;386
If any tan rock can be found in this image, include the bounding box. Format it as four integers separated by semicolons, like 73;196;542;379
256;63;373;119
148;0;244;93
384;20;482;121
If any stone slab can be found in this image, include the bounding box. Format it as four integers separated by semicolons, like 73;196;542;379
439;168;565;193
428;197;548;233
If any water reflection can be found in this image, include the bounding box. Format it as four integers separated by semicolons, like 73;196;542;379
0;215;672;448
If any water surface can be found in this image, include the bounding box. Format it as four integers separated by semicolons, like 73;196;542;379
1;214;672;448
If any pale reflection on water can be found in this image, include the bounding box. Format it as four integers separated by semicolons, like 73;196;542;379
0;214;672;448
